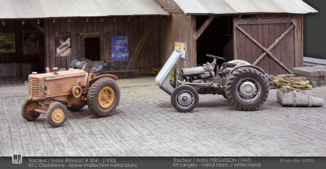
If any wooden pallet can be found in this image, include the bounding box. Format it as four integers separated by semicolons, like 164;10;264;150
275;79;312;89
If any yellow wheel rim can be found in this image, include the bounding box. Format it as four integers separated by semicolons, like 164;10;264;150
26;102;39;117
98;86;115;109
51;108;65;123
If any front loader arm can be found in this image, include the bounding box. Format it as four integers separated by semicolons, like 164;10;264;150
155;50;183;95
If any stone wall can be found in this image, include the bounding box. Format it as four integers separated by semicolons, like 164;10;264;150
293;66;326;87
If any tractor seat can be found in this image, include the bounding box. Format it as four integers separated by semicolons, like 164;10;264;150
222;62;237;68
90;65;103;73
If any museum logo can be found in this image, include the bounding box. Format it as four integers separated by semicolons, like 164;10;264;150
12;154;23;164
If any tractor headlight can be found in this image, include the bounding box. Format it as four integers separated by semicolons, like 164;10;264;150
24;81;29;87
41;84;47;91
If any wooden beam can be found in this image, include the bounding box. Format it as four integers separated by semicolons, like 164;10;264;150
235;19;292;25
237;26;293;74
196;15;216;40
28;20;44;34
164;8;184;14
125;22;153;71
253;25;294;66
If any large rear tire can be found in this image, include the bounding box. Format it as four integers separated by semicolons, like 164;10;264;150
225;67;269;111
87;77;120;117
171;85;199;112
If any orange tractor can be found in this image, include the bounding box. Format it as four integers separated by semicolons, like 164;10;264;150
21;60;120;127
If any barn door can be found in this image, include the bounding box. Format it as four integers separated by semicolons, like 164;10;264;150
233;18;298;75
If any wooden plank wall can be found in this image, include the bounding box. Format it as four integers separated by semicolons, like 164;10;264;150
44;16;160;75
157;0;197;69
234;14;303;75
0;19;44;72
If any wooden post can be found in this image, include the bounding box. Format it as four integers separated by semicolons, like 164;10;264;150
192;15;196;67
233;19;238;60
195;15;216;40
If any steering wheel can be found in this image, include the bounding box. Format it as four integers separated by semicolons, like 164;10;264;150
206;54;226;61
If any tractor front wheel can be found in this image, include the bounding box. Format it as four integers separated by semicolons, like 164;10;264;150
171;85;199;112
46;102;67;127
21;99;40;121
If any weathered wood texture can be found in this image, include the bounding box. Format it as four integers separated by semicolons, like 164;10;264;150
156;0;183;13
159;13;196;70
157;0;196;70
44;16;160;75
233;14;303;75
0;19;44;72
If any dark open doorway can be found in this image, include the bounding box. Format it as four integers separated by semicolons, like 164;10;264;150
85;37;100;61
196;15;234;66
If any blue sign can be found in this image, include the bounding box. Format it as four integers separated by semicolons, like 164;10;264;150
112;36;129;61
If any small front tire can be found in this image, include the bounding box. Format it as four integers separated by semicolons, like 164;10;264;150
46;102;67;127
171;85;199;112
21;99;40;121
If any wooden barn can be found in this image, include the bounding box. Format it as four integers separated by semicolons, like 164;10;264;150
156;0;317;75
0;0;318;79
0;0;169;77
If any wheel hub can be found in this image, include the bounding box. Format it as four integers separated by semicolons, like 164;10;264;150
177;91;193;107
239;81;257;98
26;102;38;117
98;87;115;109
52;108;65;123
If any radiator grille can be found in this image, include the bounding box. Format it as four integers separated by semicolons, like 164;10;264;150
28;77;40;98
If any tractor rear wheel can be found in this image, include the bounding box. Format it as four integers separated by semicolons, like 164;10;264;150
87;77;120;117
225;67;269;111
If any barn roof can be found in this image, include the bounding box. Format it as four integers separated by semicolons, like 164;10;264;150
0;0;170;19
174;0;318;15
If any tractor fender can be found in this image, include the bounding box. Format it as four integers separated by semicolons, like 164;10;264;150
89;74;118;86
227;65;266;76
